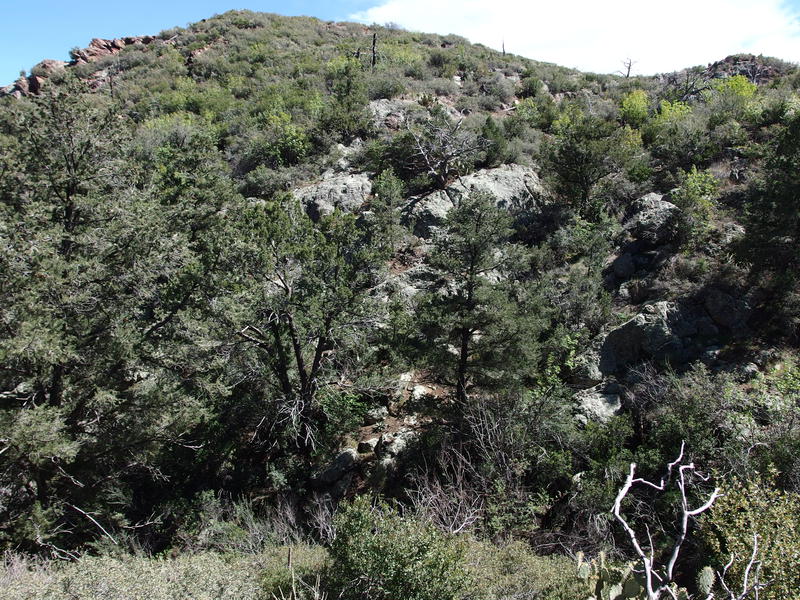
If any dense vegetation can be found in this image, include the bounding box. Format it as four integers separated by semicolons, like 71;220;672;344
2;9;800;599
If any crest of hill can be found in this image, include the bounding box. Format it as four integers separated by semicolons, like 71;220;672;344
2;10;795;100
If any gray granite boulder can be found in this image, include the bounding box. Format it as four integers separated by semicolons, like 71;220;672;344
623;193;680;248
408;164;545;238
293;173;372;220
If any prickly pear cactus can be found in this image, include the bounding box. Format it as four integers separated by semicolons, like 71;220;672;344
576;552;646;600
697;565;716;596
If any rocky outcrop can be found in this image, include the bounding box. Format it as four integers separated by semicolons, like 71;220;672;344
292;172;372;220
704;54;790;85
368;98;417;130
408;164;545;238
599;301;692;374
363;406;388;426
588;287;752;376
2;37;160;97
71;37;155;64
574;384;622;424
623;193;680;248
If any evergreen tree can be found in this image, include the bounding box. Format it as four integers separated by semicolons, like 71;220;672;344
419;192;548;403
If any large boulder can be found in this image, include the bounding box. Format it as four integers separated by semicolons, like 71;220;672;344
314;448;360;500
408;164;545;238
599;301;695;374
315;448;360;485
704;288;750;331
623;193;680;248
292;173;372;220
368;98;417;130
574;387;622;424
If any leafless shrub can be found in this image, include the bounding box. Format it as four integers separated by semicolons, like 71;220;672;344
408;445;484;534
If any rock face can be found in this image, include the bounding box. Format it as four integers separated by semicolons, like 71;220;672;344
704;54;789;85
611;253;636;279
292;173;372;220
368;98;416;130
623;193;680;248
408;164;545;238
574;387;622;424
599;301;694;374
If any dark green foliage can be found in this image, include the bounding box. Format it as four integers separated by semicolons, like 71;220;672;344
230;196;384;451
419;192;547;402
369;168;407;255
480;116;509;167
544;106;642;219
382;104;487;190
319;56;372;142
0;78;240;552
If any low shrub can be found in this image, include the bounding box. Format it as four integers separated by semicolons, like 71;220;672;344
327;496;470;600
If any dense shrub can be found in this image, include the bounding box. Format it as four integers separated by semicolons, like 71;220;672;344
327;497;470;600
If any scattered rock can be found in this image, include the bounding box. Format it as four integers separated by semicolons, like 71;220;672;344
719;223;745;246
739;362;760;381
379;429;418;457
363;406;388;426
358;438;380;453
411;385;434;402
701;346;723;365
332;139;363;171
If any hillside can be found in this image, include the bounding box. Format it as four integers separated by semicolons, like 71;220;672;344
2;9;800;599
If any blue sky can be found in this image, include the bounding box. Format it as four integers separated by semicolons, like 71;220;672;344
3;0;800;84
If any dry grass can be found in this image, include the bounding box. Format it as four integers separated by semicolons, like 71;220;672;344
2;545;326;600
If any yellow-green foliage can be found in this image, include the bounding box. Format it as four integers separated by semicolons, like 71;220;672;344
655;99;692;123
466;540;585;600
714;75;757;100
701;474;800;600
620;90;649;127
706;75;759;125
670;166;719;246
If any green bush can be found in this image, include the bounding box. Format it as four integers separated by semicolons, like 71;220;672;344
670;166;719;247
620;89;649;127
701;473;800;600
327;497;470;600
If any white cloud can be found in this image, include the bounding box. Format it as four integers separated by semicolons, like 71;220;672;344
351;0;800;74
